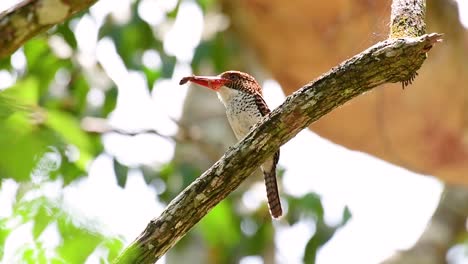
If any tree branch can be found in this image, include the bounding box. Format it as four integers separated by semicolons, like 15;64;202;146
390;0;426;38
0;0;98;59
114;32;442;263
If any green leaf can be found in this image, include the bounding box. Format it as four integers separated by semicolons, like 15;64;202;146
303;234;320;264
300;193;324;218
69;74;90;115
166;4;180;19
161;54;176;78
23;38;49;68
303;206;352;263
239;217;273;256
56;21;78;49
0;219;12;260
103;238;125;262
143;67;161;91
178;163;201;188
0;93;30;120
0;77;38;130
196;0;216;12
199;201;240;247
0;119;55;181
113;158;128;188
32;203;54;239
0;56;12;70
24;38;71;95
50;257;68;264
59;161;86;186
102;87;118;117
15;197;43;222
21;247;37;264
56;217;101;263
286;192;324;224
9;195;124;262
340;206;352;226
1;77;40;105
45;110;94;169
157;162;175;181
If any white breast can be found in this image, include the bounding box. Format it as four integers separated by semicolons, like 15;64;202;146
217;86;263;140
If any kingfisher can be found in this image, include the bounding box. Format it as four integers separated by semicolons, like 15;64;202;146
180;71;282;218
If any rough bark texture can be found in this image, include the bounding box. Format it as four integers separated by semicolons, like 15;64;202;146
223;0;468;186
114;33;442;263
382;185;468;264
0;0;98;59
390;0;426;38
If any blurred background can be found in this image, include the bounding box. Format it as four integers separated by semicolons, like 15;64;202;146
0;0;467;263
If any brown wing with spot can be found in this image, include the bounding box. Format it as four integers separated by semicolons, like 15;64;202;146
254;93;283;218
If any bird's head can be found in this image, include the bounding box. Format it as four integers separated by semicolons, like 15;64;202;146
179;71;262;95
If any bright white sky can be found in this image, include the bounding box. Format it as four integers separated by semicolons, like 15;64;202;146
0;0;467;264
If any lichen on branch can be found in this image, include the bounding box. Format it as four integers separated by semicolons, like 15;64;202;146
390;0;426;38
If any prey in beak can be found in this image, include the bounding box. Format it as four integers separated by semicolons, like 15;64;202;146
179;75;229;91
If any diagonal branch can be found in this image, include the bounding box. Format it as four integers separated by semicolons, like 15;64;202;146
114;32;442;263
0;0;98;59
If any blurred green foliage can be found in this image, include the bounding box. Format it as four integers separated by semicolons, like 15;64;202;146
0;0;351;263
0;189;124;263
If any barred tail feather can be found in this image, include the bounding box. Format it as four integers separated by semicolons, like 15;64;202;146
263;170;282;218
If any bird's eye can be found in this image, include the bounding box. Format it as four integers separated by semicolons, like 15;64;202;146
229;74;239;81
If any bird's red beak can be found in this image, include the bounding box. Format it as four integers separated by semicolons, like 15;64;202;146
179;75;229;91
